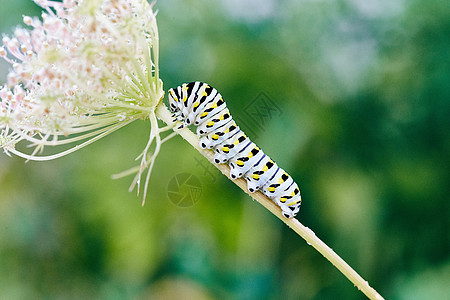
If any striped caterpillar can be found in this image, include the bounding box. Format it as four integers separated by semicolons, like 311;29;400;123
168;82;301;218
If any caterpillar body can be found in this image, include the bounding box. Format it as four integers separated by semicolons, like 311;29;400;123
168;82;302;218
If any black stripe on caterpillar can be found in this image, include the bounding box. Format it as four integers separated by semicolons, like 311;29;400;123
167;81;301;218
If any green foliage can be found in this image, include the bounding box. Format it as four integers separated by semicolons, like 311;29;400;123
0;0;449;299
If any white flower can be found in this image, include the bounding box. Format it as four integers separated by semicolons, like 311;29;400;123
0;0;169;203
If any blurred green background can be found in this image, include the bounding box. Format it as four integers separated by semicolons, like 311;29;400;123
1;0;449;299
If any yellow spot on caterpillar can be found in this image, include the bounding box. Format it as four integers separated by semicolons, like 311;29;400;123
237;160;244;166
183;96;187;102
252;174;260;180
233;139;240;145
219;115;224;120
224;128;230;133
262;165;269;172
194;102;200;108
207;121;215;127
278;173;288;184
248;152;254;158
222;146;229;153
200;85;209;97
280;197;287;203
268;187;276;192
201;112;208;118
287;201;298;206
212;134;219;140
211;102;217;108
290;191;296;197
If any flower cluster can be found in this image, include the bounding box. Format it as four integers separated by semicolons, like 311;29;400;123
0;0;163;158
0;0;168;201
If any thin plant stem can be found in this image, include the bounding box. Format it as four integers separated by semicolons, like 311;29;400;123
8;118;137;161
154;102;385;300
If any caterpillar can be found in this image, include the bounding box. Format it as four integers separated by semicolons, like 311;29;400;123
168;81;301;218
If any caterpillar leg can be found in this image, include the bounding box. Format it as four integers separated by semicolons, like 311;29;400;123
280;204;301;218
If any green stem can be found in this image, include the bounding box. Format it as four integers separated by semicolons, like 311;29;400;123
155;102;384;300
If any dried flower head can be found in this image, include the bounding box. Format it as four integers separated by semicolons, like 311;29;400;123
0;0;168;202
